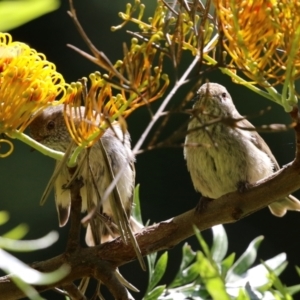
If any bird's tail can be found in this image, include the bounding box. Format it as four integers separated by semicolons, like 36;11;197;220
85;216;143;245
269;195;300;217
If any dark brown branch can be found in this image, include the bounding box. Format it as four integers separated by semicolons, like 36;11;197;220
94;262;130;300
1;157;300;299
2;107;300;299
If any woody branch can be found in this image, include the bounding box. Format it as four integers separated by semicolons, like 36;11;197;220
1;107;300;300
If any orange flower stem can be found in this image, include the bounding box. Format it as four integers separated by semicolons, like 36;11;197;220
203;53;283;105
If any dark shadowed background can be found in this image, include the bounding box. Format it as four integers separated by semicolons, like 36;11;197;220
1;1;300;299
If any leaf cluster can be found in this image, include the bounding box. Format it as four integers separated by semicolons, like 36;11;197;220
144;225;300;300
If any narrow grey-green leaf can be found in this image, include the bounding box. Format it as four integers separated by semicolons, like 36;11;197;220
227;236;264;278
180;243;197;271
226;254;287;293
158;285;207;300
170;259;200;288
0;249;69;285
0;231;59;252
148;252;168;292
295;266;300;277
0;0;60;31
0;211;9;226
144;285;166;300
197;252;230;300
168;243;196;288
244;282;260;300
147;252;157;285
236;288;251;300
211;225;228;262
286;284;300;296
262;261;290;297
263;253;287;275
194;226;211;259
10;277;44;300
221;253;236;278
2;223;29;240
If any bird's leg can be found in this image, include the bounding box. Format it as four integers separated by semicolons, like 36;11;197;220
195;196;213;213
237;180;251;193
66;176;84;252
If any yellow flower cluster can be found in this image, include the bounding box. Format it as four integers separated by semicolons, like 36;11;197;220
64;53;169;148
0;33;67;135
214;0;300;87
0;29;169;151
62;79;105;148
64;4;173;148
112;0;215;59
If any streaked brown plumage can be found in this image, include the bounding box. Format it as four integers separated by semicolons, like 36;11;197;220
184;82;300;216
29;104;141;245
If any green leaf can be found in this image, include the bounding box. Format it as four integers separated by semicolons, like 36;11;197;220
227;236;264;279
11;276;45;300
0;0;60;31
236;287;251;300
194;226;211;259
144;285;166;300
174;259;201;287
147;252;157;285
0;231;58;252
0;211;9;226
0;248;70;285
211;225;228;262
263;261;292;299
179;243;197;271
159;284;208;300
148;252;168;292
197;252;231;300
2;223;29;240
226;253;288;297
296;266;300;277
132;184;143;225
168;243;196;288
0;246;69;300
253;253;288;286
286;284;300;296
221;253;236;278
244;282;260;300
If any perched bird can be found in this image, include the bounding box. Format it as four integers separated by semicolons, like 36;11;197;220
29;104;141;245
184;82;300;216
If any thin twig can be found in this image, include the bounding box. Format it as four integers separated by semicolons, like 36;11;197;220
133;54;200;154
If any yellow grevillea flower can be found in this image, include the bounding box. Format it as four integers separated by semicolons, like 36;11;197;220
64;35;169;148
0;32;68;135
214;0;300;87
62;80;105;148
112;0;215;58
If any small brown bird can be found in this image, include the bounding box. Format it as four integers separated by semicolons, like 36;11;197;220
29;104;142;245
184;82;300;216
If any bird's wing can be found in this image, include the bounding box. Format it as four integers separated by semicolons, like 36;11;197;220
240;118;280;171
99;139;145;270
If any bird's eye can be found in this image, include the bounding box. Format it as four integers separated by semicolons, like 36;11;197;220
221;92;227;99
47;120;55;130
